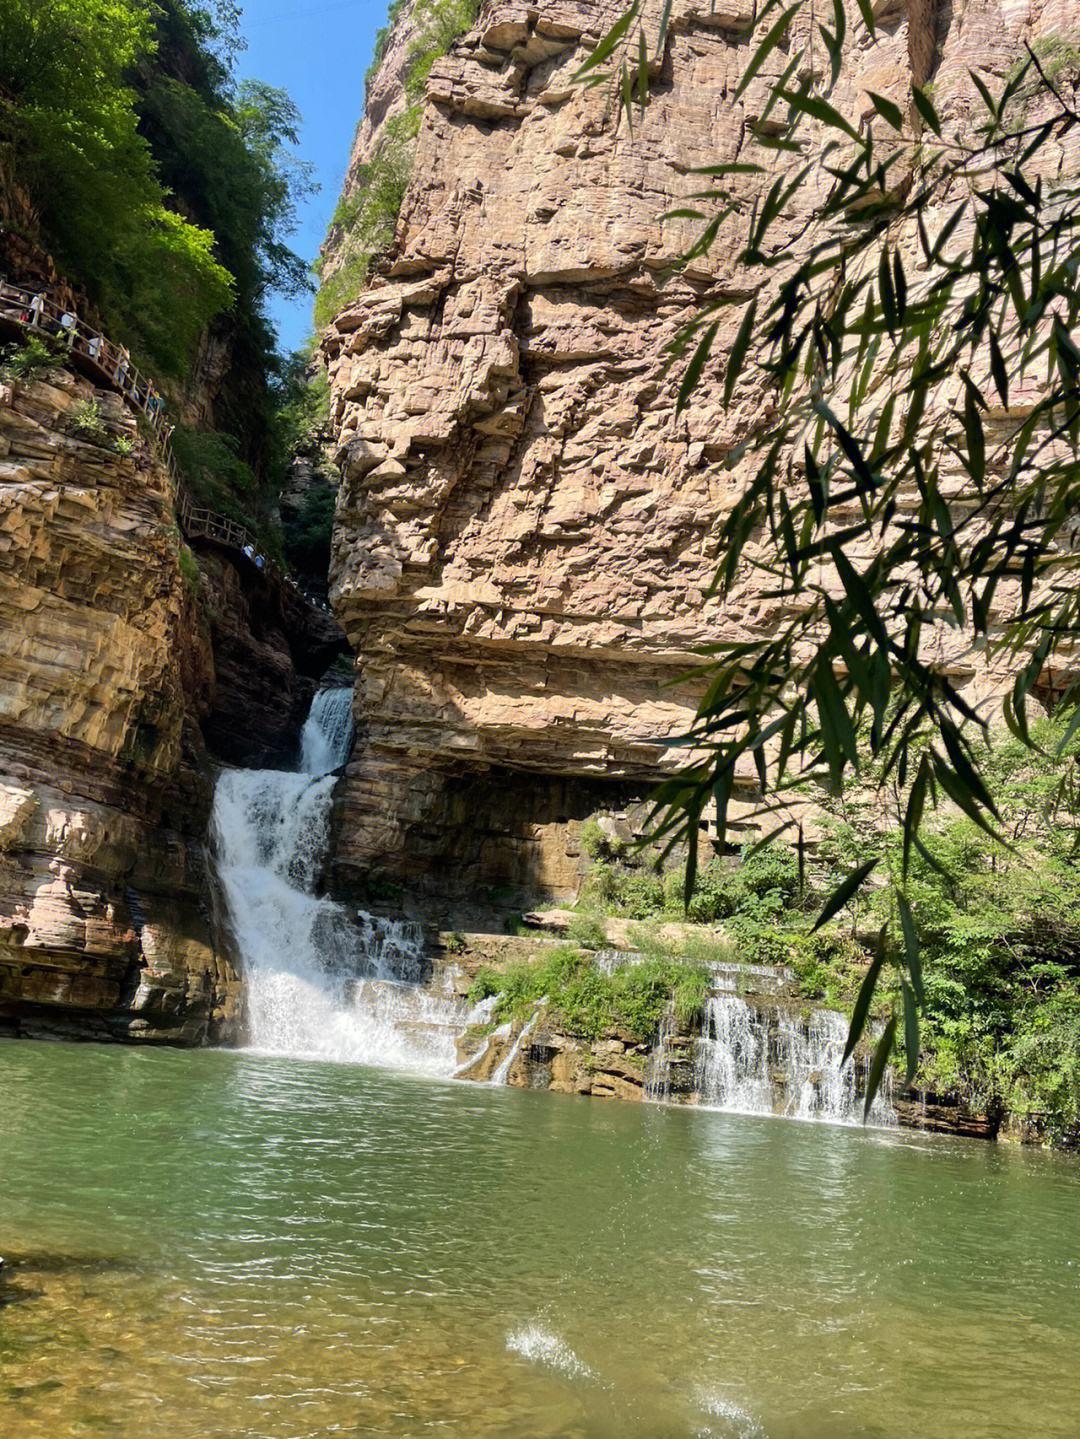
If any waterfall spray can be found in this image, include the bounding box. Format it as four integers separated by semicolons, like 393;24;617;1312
694;996;895;1126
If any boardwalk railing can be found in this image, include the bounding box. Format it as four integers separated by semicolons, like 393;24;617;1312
0;277;333;615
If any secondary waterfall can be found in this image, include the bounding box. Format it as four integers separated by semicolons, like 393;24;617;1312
212;688;472;1074
695;996;895;1126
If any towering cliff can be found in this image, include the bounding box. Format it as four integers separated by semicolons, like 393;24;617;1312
0;366;240;1040
322;0;1073;919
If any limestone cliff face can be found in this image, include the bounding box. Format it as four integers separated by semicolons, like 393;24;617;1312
0;368;239;1041
323;0;1075;918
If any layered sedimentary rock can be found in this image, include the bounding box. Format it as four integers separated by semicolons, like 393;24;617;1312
324;0;1076;916
197;551;346;767
0;367;239;1041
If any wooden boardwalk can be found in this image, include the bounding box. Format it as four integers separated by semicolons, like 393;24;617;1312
0;279;332;615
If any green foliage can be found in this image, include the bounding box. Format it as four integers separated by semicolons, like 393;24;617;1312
626;925;737;969
0;337;59;382
268;349;336;580
113;434;134;457
0;0;310;379
785;929;871;1011
172;424;258;524
0;0;232;373
468;946;710;1044
68;397;109;444
403;0;479;103
582;844;803;925
566;914;608;950
283;483;336;579
583;861;666;918
579;816;627;862
1005;32;1080;94
177;543;200;592
798;724;1080;1138
317;0;479;326
314;109;416;327
365;0;407;92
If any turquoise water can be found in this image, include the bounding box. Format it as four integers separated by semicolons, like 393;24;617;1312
1;1041;1079;1437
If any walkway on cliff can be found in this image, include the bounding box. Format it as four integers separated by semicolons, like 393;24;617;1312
0;278;332;617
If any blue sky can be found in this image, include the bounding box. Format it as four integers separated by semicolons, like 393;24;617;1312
235;0;389;354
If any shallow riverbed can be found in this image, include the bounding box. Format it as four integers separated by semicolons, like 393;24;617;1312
1;1041;1078;1437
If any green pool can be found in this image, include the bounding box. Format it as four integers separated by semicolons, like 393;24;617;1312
1;1041;1078;1437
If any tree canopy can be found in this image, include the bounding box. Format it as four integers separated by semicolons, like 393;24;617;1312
0;0;311;377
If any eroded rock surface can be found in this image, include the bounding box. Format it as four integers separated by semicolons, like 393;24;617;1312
323;0;1075;917
0;369;239;1041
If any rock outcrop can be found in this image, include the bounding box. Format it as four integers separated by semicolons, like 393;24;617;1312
0;366;239;1041
323;0;1073;919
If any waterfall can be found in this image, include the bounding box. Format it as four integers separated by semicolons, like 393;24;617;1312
212;688;473;1075
299;687;353;774
695;996;895;1126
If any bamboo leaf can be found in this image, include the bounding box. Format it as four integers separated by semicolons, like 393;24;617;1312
678;319;721;413
734;2;801;103
903;756;930;879
723;297;758;407
911;83;942;136
988;331;1009;410
780;88;862;142
842;933;886;1063
867;91;903;132
864;1016;897;1120
901;980;920;1084
897;891;924;1005
969;68;998;120
813;857;878;933
574;2;640;79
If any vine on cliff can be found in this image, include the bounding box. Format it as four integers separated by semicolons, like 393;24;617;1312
314;0;479;328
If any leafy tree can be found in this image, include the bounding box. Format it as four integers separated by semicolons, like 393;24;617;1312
580;1;1080;1106
0;0;312;403
0;0;232;372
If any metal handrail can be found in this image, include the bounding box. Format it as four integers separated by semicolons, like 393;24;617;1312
0;277;335;614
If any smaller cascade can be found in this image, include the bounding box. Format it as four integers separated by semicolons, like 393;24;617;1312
489;1010;541;1086
644;1007;677;1102
299;687;353;774
696;997;774;1115
695;996;895;1126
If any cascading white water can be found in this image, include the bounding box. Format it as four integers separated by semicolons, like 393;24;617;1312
695;996;895;1127
212;688;474;1075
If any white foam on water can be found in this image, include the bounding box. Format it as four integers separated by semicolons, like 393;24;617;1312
505;1325;593;1381
696;1391;766;1439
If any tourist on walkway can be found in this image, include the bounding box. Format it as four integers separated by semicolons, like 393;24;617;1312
115;346;130;388
28;292;45;328
58;310;78;348
87;334;103;362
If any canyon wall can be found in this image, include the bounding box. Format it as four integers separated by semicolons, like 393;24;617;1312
323;0;1077;920
0;362;337;1041
0;366;238;1040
